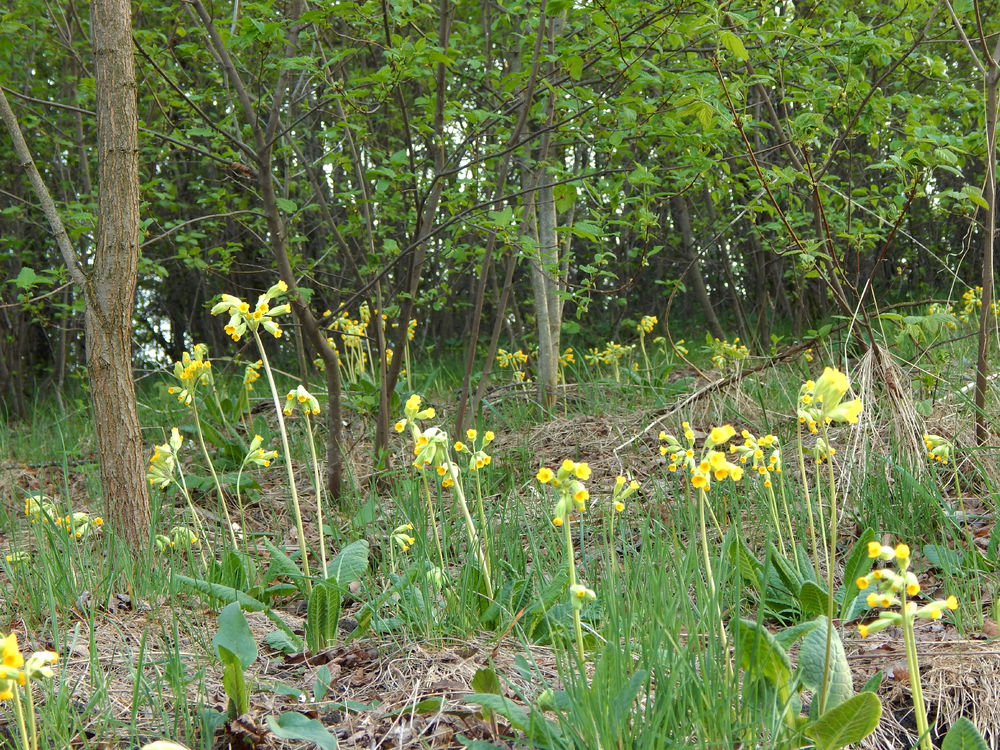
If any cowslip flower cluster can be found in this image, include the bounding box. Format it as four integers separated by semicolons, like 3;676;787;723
395;395;460;483
154;525;200;552
453;428;496;472
569;583;597;610
284;385;321;416
611;475;640;512
0;632;57;700
23;494;103;539
243;359;262;391
558;347;575;367
244;434;278;468
923;433;953;465
584;341;633;366
147;428;184;487
709;337;749;370
856;541;959;638
797;367;863;434
730;431;781;487
167;344;212;405
536;459;591;526
210;280;289;341
391;523;416;553
496;348;529;369
637;315;657;335
660;422;744;491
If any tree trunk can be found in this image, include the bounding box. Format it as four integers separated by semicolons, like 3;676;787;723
90;0;150;546
671;194;725;340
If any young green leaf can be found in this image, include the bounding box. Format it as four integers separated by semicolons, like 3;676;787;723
266;712;338;749
805;691;881;750
941;716;990;750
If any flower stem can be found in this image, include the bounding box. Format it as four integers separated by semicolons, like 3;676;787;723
901;592;933;750
796;420;822;582
452;469;493;599
191;400;239;549
11;684;31;750
419;472;446;571
563;515;586;664
304;412;329;578
818;421;839;715
253;330;312;591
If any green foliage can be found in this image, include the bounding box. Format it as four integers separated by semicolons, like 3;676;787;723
212;603;257;718
305;581;341;653
266;712;339;749
734;616;880;746
941;717;990;750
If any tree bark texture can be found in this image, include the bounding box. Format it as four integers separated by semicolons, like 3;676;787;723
90;0;151;545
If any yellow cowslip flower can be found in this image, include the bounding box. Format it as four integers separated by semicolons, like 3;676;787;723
245;434;278;468
24;651;57;679
394;420;406;433
706;424;736;449
856;576;870;590
867;541;883;558
895;543;910;560
552;516;563;527
569;584;596;603
858;624;870;638
2;634;23;670
574;462;591;480
614;501;625;512
537;467;554;483
453;441;466;452
946;595;959;610
466;429;478;440
285;385;322;416
211;282;288;341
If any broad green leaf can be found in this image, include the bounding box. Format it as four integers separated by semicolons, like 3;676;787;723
798;616;853;712
218;645;249;717
798;582;829;618
266;712;338;749
805;691;881;750
464;694;530;733
264;629;300;655
719;30;749;61
566;55;583;81
471;666;502;695
840;529;876;618
383;697;443;717
306;581;341;652
276;197;297;213
213;602;258;669
12;267;39;289
263;539;307;594
923;544;963;575
773;619;820;651
326;539;369;583
733;619;792;688
174;574;267;611
941;716;990;750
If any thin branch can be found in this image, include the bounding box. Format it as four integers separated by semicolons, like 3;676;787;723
139;210;263;248
0;86;87;289
944;0;987;74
